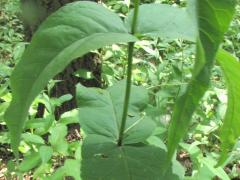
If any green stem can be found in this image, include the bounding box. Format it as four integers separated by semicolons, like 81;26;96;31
117;0;139;146
117;43;134;146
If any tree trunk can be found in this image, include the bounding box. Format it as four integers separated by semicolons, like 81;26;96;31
20;0;101;119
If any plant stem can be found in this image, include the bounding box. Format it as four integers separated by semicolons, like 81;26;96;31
117;43;134;146
117;0;139;146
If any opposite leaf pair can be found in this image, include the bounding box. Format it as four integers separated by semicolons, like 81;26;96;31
4;0;239;173
4;1;195;158
76;80;184;179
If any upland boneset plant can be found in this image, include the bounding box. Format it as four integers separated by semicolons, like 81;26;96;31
4;0;239;179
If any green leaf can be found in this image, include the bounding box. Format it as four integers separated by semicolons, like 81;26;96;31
22;133;45;145
81;135;183;180
25;116;54;135
18;152;41;172
216;49;240;166
200;157;230;180
39;146;53;163
49;124;68;155
181;142;230;180
191;157;230;180
62;159;81;180
50;94;73;107
77;81;183;179
0;83;8;98
58;109;79;125
4;1;137;156
0;64;12;77
167;0;236;161
0;101;9;123
76;80;156;144
33;164;51;179
47;159;81;180
125;4;197;41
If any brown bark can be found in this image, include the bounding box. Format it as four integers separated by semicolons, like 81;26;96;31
20;0;101;119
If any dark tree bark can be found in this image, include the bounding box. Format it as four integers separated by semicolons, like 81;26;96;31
20;0;101;119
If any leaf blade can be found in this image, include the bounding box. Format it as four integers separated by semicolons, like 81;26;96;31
216;49;240;165
167;0;236;161
125;4;197;41
81;135;183;180
4;1;137;156
76;81;156;144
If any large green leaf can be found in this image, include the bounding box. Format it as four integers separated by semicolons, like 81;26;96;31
216;49;240;165
4;1;137;156
81;135;183;180
76;81;184;179
76;80;156;144
167;0;236;161
125;3;197;41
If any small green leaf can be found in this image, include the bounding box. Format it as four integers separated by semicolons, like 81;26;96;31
49;124;68;155
22;133;45;145
39;146;53;163
48;159;81;180
0;83;8;98
33;163;51;179
0;64;12;77
167;0;236;161
216;49;240;166
125;4;197;41
50;94;73;107
25;116;54;135
58;109;79;125
0;101;9;123
18;152;41;172
62;159;81;180
4;1;137;156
